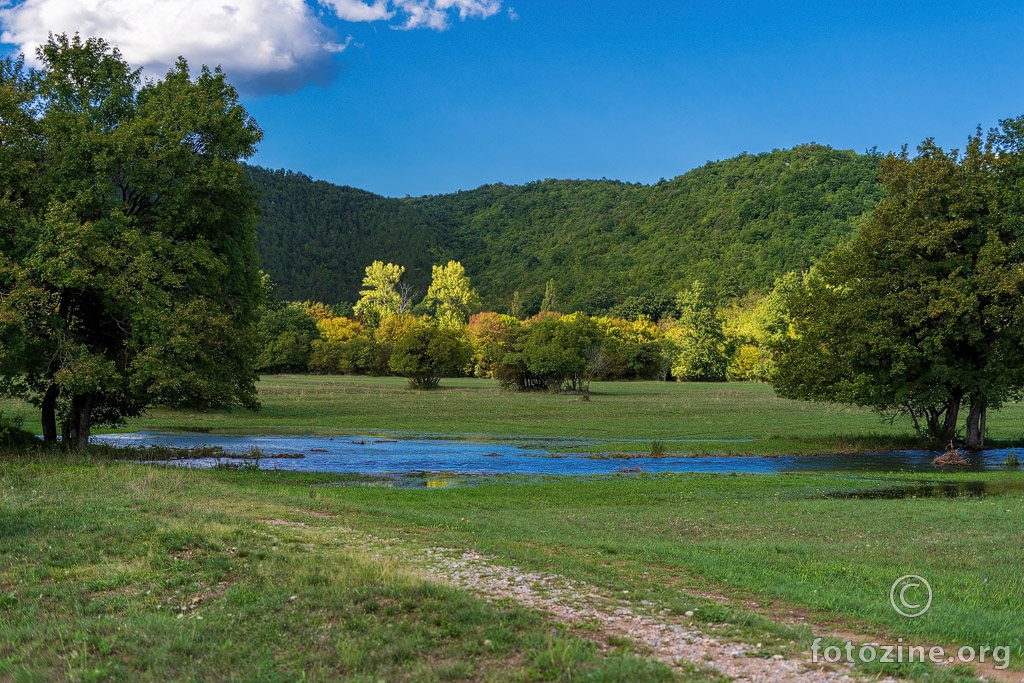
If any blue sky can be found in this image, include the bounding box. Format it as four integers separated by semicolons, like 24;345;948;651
3;1;1023;197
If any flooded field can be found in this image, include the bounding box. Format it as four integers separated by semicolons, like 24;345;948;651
92;431;1020;475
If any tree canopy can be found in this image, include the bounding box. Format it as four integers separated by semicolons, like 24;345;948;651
666;281;728;381
772;121;1024;448
423;260;480;329
0;34;264;449
244;166;448;303
353;261;406;328
388;319;472;389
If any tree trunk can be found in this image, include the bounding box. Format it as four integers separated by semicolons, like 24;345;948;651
980;406;986;447
924;393;961;444
74;393;93;451
41;383;59;444
61;407;72;447
964;400;986;450
925;408;941;442
941;392;962;443
61;393;94;451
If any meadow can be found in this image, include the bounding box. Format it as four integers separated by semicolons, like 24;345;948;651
1;454;1021;681
2;377;1023;680
9;375;1024;455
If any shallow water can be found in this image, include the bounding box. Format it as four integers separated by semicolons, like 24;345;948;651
92;431;1021;475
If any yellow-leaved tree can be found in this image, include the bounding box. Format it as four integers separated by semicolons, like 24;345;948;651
423;261;481;329
353;261;404;327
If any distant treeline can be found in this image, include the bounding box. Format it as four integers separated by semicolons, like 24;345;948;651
255;260;795;391
247;144;883;312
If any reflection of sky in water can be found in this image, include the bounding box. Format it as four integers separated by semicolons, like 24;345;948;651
91;432;1017;475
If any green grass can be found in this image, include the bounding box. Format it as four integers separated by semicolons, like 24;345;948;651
0;453;685;681
2;453;1021;680
3;377;1021;680
8;375;1024;454
318;469;1024;673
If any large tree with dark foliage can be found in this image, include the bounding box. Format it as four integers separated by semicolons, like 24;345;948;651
0;35;264;450
773;121;1024;449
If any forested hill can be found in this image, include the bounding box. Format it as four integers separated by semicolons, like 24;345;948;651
245;167;452;302
248;145;884;312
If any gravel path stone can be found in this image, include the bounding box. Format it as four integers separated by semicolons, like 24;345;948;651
289;514;1008;681
415;547;877;682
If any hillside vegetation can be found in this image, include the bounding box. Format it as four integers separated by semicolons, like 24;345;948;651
248;144;884;311
247;168;452;302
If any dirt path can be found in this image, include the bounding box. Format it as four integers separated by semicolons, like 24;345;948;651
280;512;1020;682
413;546;873;682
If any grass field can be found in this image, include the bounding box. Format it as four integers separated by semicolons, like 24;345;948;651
7;375;1024;454
0;455;685;681
3;378;1023;680
1;455;1021;681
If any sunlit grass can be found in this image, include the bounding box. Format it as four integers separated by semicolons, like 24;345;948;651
7;376;1024;455
4;451;1021;678
312;468;1024;674
0;453;681;681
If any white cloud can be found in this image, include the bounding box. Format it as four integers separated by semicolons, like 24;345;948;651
0;0;337;94
320;0;391;23
0;0;504;94
324;35;354;52
391;0;502;30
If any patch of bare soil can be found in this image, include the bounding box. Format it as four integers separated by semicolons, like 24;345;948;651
304;510;339;519
168;545;202;561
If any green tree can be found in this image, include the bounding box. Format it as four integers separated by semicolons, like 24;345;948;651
0;35;264;450
666;281;727;381
607;294;675;323
255;303;319;373
595;316;664;380
539;279;558;314
519;313;604;392
466;312;519;378
773;124;1024;448
422;260;481;328
721;273;800;381
307;316;364;374
353;261;405;328
509;290;523;320
388;320;472;389
488;326;539;391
